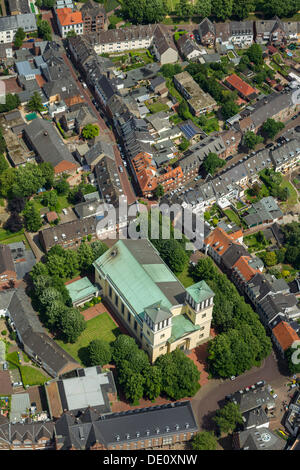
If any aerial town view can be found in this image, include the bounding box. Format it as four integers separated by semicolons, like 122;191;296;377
1;0;300;457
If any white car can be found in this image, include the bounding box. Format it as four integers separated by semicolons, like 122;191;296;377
62;208;68;215
273;393;278;399
230;376;236;381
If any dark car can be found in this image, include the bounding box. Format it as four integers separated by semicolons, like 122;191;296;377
292;115;297;120
266;143;273;148
295;126;300;133
226;155;234;161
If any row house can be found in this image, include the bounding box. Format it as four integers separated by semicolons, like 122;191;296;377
0;422;55;450
0;244;17;289
0;13;37;44
229;21;253;47
270;138;300;173
255;17;290;44
272;321;300;358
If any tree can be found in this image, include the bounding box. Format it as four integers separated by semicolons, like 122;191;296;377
211;0;233;20
214;402;243;434
112;334;139;366
91;241;108;260
178;137;190;151
207;333;237;378
262;251;277;267
0;94;20;113
154;239;188;274
177;99;192;120
155;349;200;400
143;366;162;400
175;0;194;17
59;307;86;343
123;371;145;404
53;178;70;195
203;152;226;175
27;91;44;113
77;242;94;272
42;190;58;210
4;212;23;233
38;20;52;41
192;431;218;450
160;63;182;78
233;0;254;20
42;0;55;7
121;0;166;24
14;28;25;49
87;339;112;366
153;184;164;200
45;300;67;328
8;197;26;213
30;262;49;283
66;30;77;38
262;119;285;140
221;100;240;120
243;131;263;150
23;201;42;232
245;43;263;65
82;124;100;140
193;0;211;17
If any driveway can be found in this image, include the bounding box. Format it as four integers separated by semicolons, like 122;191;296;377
191;351;290;432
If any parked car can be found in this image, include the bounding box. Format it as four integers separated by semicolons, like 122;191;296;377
230;376;236;381
119;165;123;173
273;393;278;398
256;380;265;388
226;155;233;161
266;143;273;148
62;208;68;215
3;362;8;370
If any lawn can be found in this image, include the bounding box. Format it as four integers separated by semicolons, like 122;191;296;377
147;101;170;114
56;313;120;365
224;209;241;226
6;351;19;370
19;366;49;387
281;178;298;207
177;264;195;288
244;233;270;253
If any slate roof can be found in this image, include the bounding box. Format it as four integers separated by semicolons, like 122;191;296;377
24;118;78;170
55;400;198;449
0;244;15;275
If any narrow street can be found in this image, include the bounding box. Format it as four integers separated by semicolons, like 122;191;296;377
61;52;137;206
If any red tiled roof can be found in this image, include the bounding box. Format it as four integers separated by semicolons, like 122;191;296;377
54;160;78;175
233;255;260;282
56;7;82;26
46;211;58;223
273;321;300;352
225;74;257;98
204;227;240;256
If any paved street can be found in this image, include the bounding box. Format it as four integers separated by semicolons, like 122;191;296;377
191;351;290;432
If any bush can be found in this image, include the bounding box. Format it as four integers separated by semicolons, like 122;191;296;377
1;330;7;336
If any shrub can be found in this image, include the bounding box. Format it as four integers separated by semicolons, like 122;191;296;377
1;330;7;336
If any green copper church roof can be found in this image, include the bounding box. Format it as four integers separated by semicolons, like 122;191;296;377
186;280;214;304
168;314;200;344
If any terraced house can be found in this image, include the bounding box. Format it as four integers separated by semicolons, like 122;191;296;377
93;239;215;362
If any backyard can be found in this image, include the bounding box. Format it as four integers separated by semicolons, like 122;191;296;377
0;228;29;248
56;313;120;365
244;232;271;254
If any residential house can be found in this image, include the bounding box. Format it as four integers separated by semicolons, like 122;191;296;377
80;0;108;33
225;74;257;101
38;216;98;252
7;0;31;15
0;245;17;289
0;13;37;44
0;421;55;450
94;239;215;362
173;71;217;116
229;21;253;47
55;8;83;38
242;197;283;228
149;75;168;97
272;321;300;358
95;155;124;206
83;140;115;170
233;428;285;450
176;34;205;61
151;24;178;65
60;104;98;134
131;152;184;198
270;138;300;173
198;18;215;46
0;289;80;377
23;118;78;176
255;17;287;44
214;22;231;47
